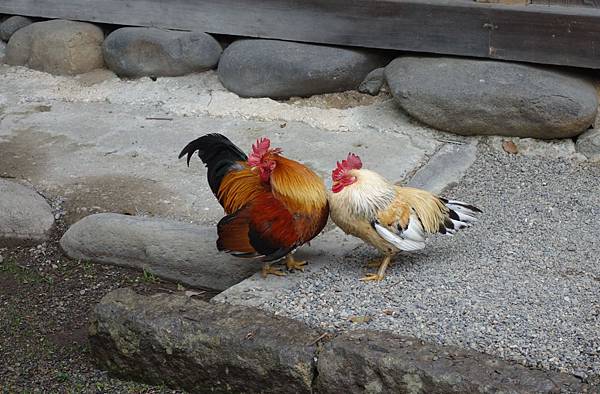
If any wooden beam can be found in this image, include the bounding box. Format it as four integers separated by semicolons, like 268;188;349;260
531;0;600;7
1;0;600;68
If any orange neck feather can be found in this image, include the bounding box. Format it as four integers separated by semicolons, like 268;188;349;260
269;155;327;212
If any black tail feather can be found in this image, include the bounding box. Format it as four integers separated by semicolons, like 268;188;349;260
179;133;247;195
439;197;482;213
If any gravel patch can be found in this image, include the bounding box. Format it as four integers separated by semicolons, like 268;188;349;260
255;144;600;384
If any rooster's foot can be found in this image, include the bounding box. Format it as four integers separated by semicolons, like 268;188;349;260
360;273;385;282
366;258;382;268
360;255;391;282
285;254;307;272
261;264;286;278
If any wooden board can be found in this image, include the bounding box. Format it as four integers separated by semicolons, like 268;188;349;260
531;0;600;7
1;0;600;68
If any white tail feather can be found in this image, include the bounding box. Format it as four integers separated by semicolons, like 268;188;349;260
374;223;425;251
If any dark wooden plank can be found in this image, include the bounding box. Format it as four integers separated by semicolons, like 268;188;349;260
531;0;600;7
476;0;529;5
1;0;600;68
488;5;600;67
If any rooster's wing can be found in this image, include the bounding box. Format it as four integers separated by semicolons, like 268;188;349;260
373;198;426;251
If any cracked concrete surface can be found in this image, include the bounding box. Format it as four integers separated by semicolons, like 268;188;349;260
0;65;442;225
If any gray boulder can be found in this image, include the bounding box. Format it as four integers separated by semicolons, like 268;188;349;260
59;213;262;290
0;16;33;42
103;27;222;78
358;67;385;96
0;179;54;246
218;39;387;98
316;330;586;394
576;128;600;160
385;56;598;139
90;288;318;393
5;19;104;75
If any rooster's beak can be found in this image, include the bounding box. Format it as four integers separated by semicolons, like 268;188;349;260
250;166;259;173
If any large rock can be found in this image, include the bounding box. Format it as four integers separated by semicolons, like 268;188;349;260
103;27;222;78
385;56;598;139
59;213;262;290
90;288;319;393
92;289;587;393
0;16;33;42
576;128;600;161
218;39;387;98
0;179;54;246
5;19;104;75
316;330;586;394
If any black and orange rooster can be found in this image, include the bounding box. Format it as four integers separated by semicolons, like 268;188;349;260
179;134;329;277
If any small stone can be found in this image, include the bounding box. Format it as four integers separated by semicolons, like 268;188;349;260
0;255;3;264
218;39;387;98
80;289;86;295
5;20;104;75
502;140;519;154
575;128;600;161
573;370;588;380
103;27;222;78
0;16;33;41
358;67;385;96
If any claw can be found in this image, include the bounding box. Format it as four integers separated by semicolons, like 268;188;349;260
261;264;286;278
285;254;307;272
360;273;385;282
359;255;392;282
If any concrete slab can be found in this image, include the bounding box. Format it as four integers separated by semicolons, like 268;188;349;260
0;65;439;225
408;140;479;195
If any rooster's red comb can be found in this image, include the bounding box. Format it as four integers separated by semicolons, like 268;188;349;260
248;137;282;166
252;137;271;157
332;153;362;181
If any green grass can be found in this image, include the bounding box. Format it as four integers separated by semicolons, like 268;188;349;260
56;371;70;382
81;260;96;277
0;259;52;285
141;268;159;284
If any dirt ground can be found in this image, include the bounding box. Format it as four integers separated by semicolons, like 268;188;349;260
0;218;216;393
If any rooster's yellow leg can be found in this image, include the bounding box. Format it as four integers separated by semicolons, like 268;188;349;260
285;254;307;272
261;263;286;278
360;255;392;282
366;258;382;268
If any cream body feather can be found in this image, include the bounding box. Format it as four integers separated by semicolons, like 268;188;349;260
329;169;477;255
